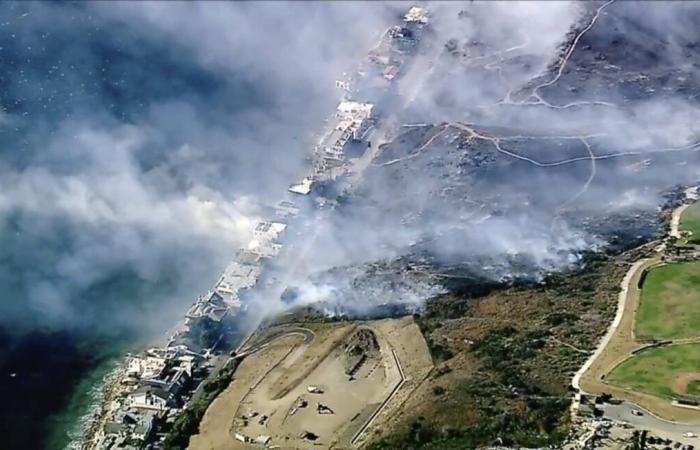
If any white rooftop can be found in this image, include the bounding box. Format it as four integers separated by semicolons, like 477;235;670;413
254;221;287;240
289;177;314;195
404;6;429;24
247;239;282;258
336;101;374;119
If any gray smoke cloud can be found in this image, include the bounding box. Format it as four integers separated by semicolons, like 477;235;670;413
0;1;403;334
2;1;700;333
247;0;700;317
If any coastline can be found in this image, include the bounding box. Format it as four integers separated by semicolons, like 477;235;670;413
70;363;130;450
70;319;191;450
74;7;432;449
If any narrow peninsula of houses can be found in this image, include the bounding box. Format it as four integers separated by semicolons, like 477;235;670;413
85;6;430;449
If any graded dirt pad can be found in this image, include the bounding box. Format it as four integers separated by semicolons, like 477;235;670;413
188;333;309;450
352;318;434;448
188;318;432;450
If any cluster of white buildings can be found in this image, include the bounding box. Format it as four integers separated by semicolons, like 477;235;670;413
99;346;203;448
177;216;290;347
93;5;430;449
288;6;430;196
97;202;296;449
367;6;429;82
289;100;376;194
313;101;375;179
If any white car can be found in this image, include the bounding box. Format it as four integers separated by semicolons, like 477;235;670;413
631;409;643;416
684;432;697;438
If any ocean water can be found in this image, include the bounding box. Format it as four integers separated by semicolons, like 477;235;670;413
0;3;263;448
0;214;224;449
0;1;378;447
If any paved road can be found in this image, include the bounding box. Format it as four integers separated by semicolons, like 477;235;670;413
602;402;700;445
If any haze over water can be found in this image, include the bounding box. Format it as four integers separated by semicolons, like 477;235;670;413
0;3;278;448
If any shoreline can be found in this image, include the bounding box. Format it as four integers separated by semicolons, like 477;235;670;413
74;8;432;449
67;318;191;450
75;364;131;450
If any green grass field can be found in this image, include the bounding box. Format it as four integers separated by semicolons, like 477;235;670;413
636;261;700;340
680;202;700;244
608;344;700;399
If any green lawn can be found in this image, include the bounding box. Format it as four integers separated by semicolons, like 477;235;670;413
636;261;700;340
680;202;700;244
608;344;700;400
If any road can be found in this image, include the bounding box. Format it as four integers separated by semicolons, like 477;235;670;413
572;258;651;392
602;402;700;446
670;187;699;238
238;327;315;356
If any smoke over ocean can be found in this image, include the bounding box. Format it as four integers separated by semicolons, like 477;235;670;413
1;1;700;448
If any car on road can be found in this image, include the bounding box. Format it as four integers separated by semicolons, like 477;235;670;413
631;409;643;416
684;432;697;438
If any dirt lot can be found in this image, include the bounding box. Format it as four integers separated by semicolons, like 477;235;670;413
188;318;432;450
188;332;309;450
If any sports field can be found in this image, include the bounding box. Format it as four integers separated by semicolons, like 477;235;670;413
608;344;700;400
681;202;700;243
636;261;700;340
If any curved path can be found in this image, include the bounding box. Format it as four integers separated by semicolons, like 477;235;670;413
570;254;700;444
238;327;315;356
572;258;651;392
572;207;700;437
449;122;700;169
671;205;690;239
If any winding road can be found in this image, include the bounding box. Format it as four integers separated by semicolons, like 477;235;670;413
448;122;700;169
238;327;315;357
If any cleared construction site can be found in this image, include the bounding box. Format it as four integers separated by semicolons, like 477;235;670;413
188;317;433;450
